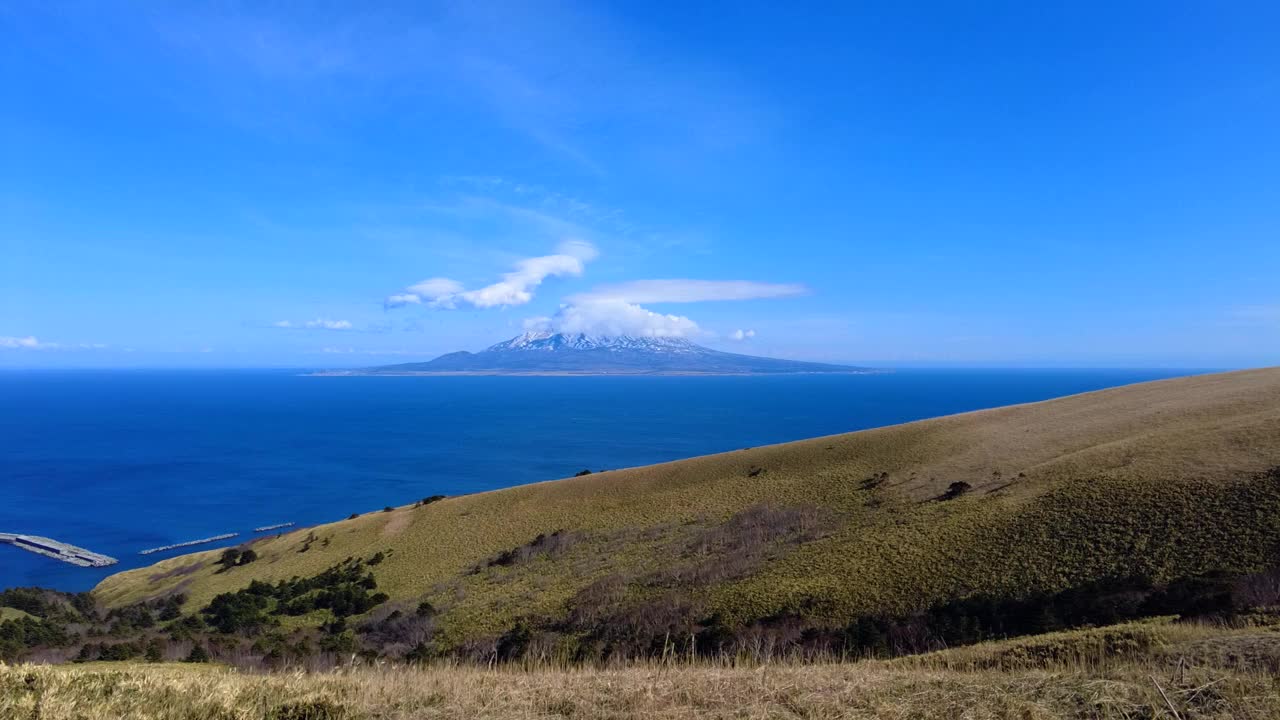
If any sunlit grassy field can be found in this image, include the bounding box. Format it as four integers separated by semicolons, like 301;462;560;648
6;618;1279;719
10;369;1280;716
93;368;1280;651
0;608;32;623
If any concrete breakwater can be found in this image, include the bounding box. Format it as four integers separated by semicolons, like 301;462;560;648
253;522;294;532
139;533;238;555
0;533;118;567
4;520;298;568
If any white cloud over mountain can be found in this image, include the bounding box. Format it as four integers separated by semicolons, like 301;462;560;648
524;300;701;338
384;242;806;341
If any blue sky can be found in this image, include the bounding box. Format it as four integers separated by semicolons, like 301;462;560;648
2;2;1277;368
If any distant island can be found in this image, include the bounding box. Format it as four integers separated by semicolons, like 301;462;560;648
319;332;871;375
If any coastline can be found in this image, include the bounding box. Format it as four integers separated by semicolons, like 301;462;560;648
5;367;1189;592
306;369;886;377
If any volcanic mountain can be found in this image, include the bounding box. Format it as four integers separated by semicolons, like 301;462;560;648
346;332;867;375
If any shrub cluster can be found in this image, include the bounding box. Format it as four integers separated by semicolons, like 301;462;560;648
201;558;388;634
484;530;579;569
0;616;74;661
356;604;436;659
75;639;152;662
106;594;184;634
825;571;1264;658
0;586;97;661
217;547;259;570
545;565;1280;663
0;587;94;622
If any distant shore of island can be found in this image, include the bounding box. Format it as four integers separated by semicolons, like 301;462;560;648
308;368;884;377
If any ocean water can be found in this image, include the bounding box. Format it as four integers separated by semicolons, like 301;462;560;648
0;368;1204;592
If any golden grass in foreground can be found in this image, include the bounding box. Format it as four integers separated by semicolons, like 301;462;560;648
5;620;1280;719
2;655;1275;720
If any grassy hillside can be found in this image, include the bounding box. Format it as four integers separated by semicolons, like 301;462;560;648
93;367;1280;658
0;609;31;623
6;618;1280;719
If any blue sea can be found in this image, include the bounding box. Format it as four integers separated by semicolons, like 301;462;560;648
0;368;1206;592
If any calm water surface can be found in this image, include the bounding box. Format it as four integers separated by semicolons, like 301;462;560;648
0;368;1204;590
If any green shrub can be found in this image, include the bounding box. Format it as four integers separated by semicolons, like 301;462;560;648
217;548;242;569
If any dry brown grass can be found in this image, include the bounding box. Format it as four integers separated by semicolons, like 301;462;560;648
379;508;413;539
7;622;1280;720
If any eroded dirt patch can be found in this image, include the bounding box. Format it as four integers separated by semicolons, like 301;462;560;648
381;510;413;539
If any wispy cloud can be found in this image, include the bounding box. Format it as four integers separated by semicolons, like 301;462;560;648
273;319;354;330
386;240;597;310
420;193;599;245
438;177;629;234
386;277;465;308
529;276;801;339
144;3;768;173
0;335;45;349
0;336;107;350
570;279;808;304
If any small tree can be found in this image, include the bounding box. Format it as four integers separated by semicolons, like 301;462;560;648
217;548;241;569
574;469;593;477
185;644;210;663
145;639;164;662
940;481;973;501
319;631;355;654
238;549;258;566
74;643;99;663
405;641;433;663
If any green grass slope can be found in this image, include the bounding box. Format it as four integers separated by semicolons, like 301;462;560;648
0;608;32;622
94;367;1280;652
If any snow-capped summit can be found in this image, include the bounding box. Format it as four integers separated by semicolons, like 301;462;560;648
487;332;700;354
354;331;867;375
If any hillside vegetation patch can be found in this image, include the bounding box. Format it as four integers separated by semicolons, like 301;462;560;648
71;368;1280;665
